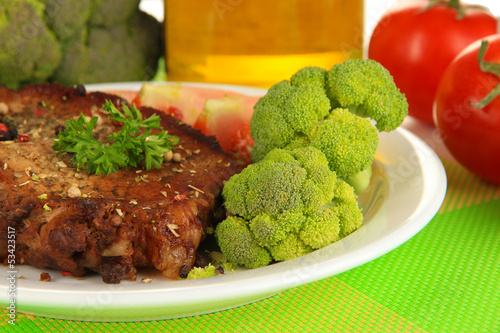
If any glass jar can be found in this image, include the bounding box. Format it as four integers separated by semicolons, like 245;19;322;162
164;0;364;87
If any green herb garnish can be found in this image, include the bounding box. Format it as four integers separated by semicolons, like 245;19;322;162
52;100;179;175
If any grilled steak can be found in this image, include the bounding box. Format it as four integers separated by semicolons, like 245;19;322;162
0;83;241;283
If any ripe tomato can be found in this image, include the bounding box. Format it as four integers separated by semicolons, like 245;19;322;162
434;36;500;184
368;0;496;124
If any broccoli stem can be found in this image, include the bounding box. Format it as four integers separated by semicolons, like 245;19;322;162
346;104;367;117
344;165;372;195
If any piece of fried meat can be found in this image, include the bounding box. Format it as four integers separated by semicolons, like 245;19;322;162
0;83;241;283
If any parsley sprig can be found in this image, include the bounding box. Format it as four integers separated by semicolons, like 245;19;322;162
52;100;179;175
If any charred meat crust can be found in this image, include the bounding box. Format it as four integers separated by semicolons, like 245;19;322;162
0;83;241;283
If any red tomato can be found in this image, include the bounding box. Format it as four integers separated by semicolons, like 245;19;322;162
368;0;496;124
0;124;8;132
434;35;500;184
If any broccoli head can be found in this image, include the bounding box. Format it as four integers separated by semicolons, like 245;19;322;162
186;264;218;280
0;0;62;89
49;0;161;85
89;0;141;27
216;216;272;269
44;0;92;41
308;108;378;179
222;147;336;219
332;179;364;237
250;62;407;178
326;59;408;132
290;66;327;89
0;0;161;88
83;10;161;84
216;147;363;268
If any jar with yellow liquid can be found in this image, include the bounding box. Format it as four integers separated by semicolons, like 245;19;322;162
164;0;364;87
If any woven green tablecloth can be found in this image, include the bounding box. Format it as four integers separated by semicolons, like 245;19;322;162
2;136;500;332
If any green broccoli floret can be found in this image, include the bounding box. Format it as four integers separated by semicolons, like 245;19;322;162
299;209;340;249
290;66;327;88
51;30;90;85
0;0;161;88
215;216;273;268
216;147;363;269
255;106;377;180
308;108;378;180
249;81;297;161
186;264;217;280
332;180;364;237
250;62;407;179
223;147;336;219
44;0;92;41
51;2;161;85
326;59;408;132
250;211;304;246
0;0;62;89
208;251;238;273
83;10;161;84
345;165;373;195
268;233;313;262
89;0;141;27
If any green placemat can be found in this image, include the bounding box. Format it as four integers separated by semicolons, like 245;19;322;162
2;159;499;332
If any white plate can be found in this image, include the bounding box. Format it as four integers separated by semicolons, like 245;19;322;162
0;82;447;322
